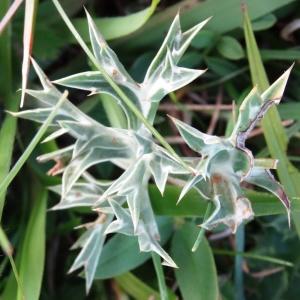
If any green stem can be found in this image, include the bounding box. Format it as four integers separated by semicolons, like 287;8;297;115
51;0;192;173
213;248;293;267
193;67;248;92
192;202;212;252
234;224;245;300
152;252;169;300
0;91;68;198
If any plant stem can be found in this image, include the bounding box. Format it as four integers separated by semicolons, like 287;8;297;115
0;91;68;198
51;0;192;173
234;224;245;300
152;252;169;300
213;248;293;267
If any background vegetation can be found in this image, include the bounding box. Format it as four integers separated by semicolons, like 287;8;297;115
0;0;300;299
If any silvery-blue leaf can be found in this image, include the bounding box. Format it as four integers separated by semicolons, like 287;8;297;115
54;71;141;128
37;145;74;163
59;120;134;158
244;167;290;216
9;108;60;125
69;216;112;293
149;155;170;195
29;59;91;124
171;116;221;154
105;199;134;235
49;182;105;209
62;146;132;196
144;14;209;81
178;174;208;204
202;177;253;232
85;9;136;86
261;64;293;104
42;128;68;143
144;49;206;103
137;221;177;268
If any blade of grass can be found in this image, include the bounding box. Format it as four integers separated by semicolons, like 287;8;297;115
0;226;24;299
243;5;300;234
213;249;293;268
0;0;23;34
234;224;245;300
0;107;18;218
0;91;68;198
0;0;18;219
152;252;169;300
20;0;38;107
17;182;47;300
51;0;192;173
115;272;161;300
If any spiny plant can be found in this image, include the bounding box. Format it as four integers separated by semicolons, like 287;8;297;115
12;12;208;291
170;67;292;232
11;8;291;293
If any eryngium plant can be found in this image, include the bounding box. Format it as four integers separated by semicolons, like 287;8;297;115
12;13;208;291
170;67;291;232
11;10;291;292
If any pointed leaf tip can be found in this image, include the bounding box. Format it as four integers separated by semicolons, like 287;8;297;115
262;65;293;103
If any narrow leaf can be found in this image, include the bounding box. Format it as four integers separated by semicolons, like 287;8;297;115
20;0;38;107
0;91;68;198
16;184;47;300
171;222;219;300
95;217;173;279
243;6;300;233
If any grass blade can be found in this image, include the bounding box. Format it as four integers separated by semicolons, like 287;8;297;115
115;272;160;300
0;0;18;219
0;91;68;198
213;249;293;268
0;108;17;218
0;0;23;34
243;5;300;234
0;226;24;299
17;183;47;300
152;252;169;300
20;0;38;107
234;224;245;300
